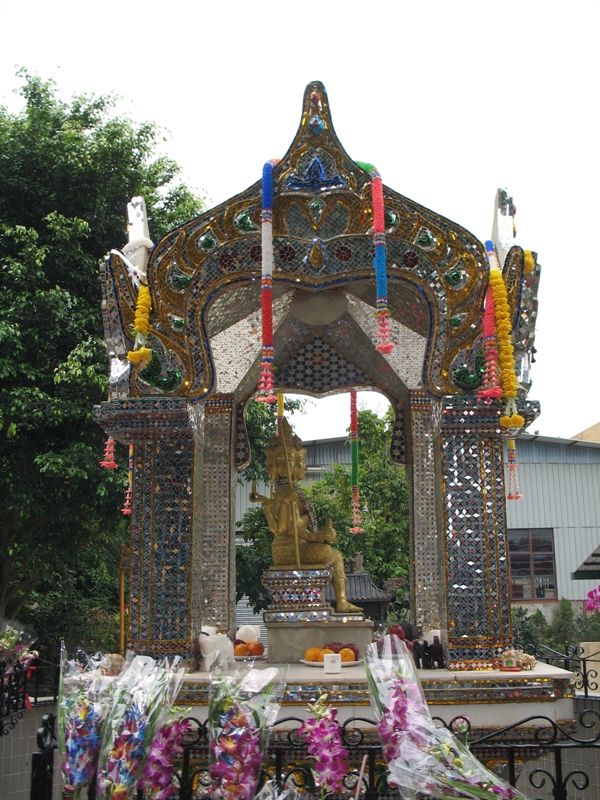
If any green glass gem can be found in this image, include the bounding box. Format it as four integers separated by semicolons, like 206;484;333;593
416;228;435;248
445;269;463;287
139;352;182;392
236;212;257;232
172;274;191;290
172;317;185;330
453;349;484;391
450;315;464;328
385;209;397;229
200;232;217;251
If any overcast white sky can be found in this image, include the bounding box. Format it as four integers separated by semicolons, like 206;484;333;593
1;0;598;441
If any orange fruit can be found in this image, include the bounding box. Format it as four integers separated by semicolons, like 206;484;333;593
234;643;249;656
316;648;334;663
304;647;321;662
247;641;264;656
339;647;355;662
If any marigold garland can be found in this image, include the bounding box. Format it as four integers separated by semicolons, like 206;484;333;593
126;282;153;365
485;242;522;428
523;250;536;275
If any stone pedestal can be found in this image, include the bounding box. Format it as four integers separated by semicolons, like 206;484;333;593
266;620;374;663
262;567;338;622
262;566;372;662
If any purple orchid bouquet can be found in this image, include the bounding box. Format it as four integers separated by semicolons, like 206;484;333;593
366;635;530;800
137;712;193;799
585;585;600;612
58;648;118;798
97;655;186;799
299;692;349;797
207;665;286;800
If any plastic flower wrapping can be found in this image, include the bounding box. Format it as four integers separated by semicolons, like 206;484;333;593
97;655;186;799
366;636;529;800
254;780;298;800
207;664;287;800
299;692;349;797
0;618;38;675
58;648;122;797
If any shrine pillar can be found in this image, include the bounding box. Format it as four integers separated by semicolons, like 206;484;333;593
407;390;448;637
94;393;238;656
95;398;195;654
189;394;237;636
440;398;514;668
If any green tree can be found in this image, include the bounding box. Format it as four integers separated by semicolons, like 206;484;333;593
236;406;410;613
547;598;577;650
0;72;205;623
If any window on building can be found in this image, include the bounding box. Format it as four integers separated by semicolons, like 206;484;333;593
508;528;557;601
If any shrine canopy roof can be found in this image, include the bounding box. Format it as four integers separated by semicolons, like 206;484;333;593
106;81;530;404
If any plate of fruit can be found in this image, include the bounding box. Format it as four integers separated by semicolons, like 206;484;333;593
233;624;266;660
301;642;362;666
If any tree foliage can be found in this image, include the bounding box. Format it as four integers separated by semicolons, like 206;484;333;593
0;72;205;622
236;406;410;613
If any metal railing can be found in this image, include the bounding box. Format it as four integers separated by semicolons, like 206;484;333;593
515;642;600;698
35;706;600;799
1;657;60;736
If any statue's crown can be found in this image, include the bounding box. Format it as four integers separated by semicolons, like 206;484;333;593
268;417;303;451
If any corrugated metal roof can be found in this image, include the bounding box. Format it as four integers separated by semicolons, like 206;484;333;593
513;436;600;464
572;544;600;580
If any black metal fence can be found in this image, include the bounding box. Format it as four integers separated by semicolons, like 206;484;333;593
515;642;600;698
1;657;60;736
33;706;600;800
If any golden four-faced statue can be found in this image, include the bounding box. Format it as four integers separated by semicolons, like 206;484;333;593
250;418;362;614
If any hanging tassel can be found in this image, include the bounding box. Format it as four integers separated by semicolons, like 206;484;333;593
506;439;522;500
372;171;394;354
477;285;503;403
357;162;394;354
256;159;279;403
350;391;363;533
276;392;284;426
121;444;134;514
100;436;118;469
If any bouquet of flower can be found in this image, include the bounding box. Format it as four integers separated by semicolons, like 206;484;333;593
97;655;186;799
137;711;193;800
58;648;120;797
366;635;529;800
299;692;349;797
207;665;286;800
0;618;38;675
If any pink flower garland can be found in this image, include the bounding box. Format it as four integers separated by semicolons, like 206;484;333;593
477;285;503;404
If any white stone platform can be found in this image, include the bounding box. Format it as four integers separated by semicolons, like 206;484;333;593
177;661;576;733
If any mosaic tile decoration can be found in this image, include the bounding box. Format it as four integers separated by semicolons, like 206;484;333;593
176;675;572;708
440;399;530;667
95;82;542;664
274;336;372;395
198;397;236;633
262;568;336;622
235;402;250;470
390;400;406;465
408;391;446;634
127;433;193;653
101;81;535;403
